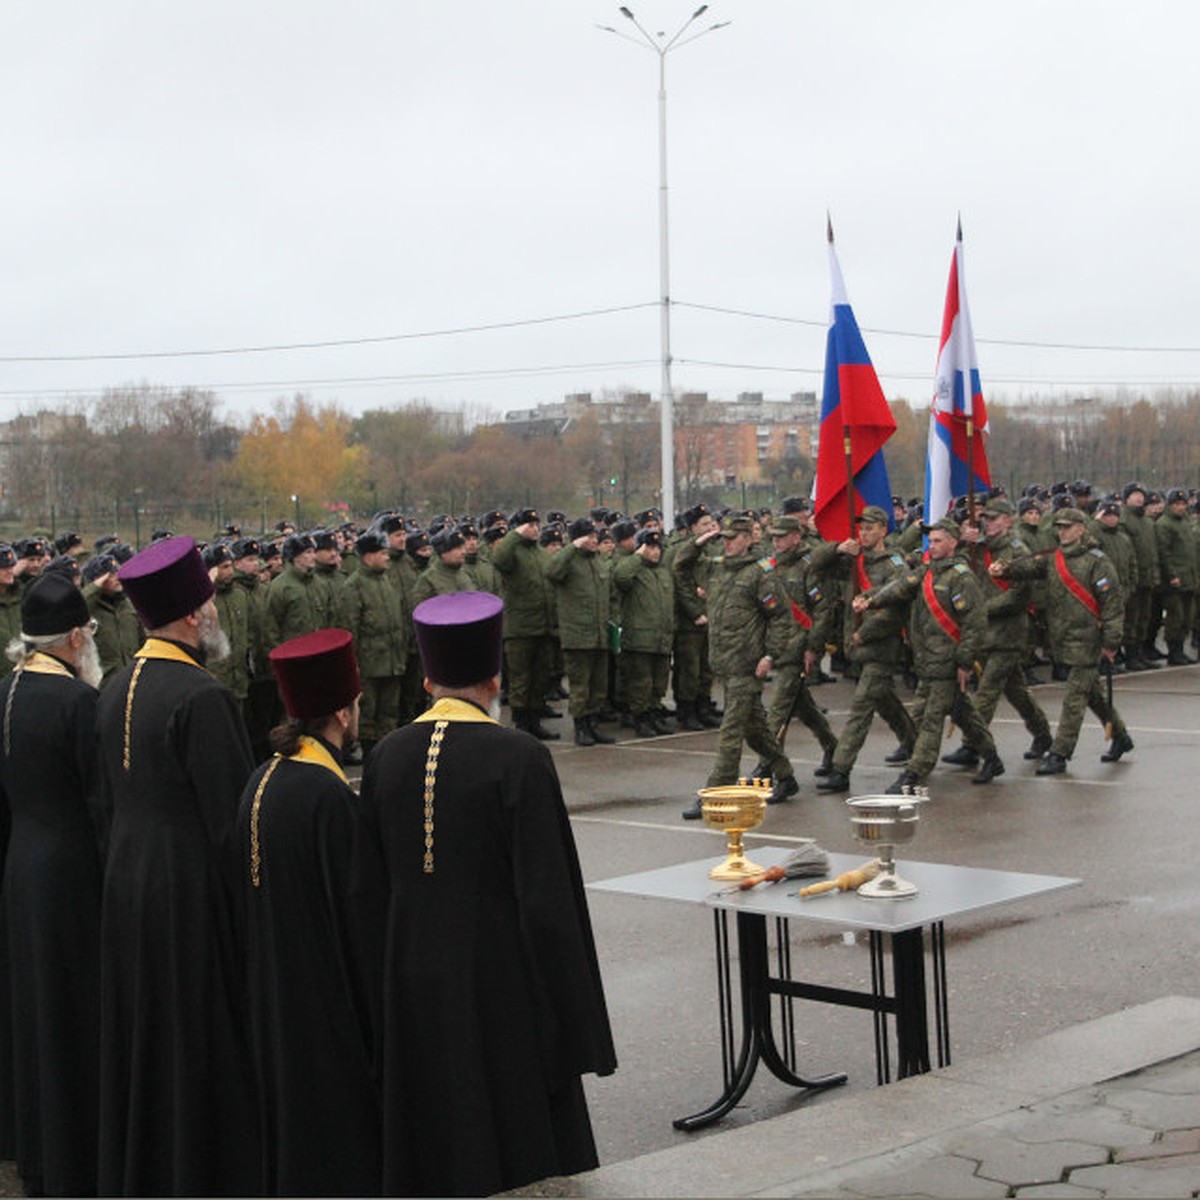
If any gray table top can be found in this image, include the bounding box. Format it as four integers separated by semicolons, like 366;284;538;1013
589;845;1081;934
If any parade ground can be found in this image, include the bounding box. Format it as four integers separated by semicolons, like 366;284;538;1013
544;661;1200;1191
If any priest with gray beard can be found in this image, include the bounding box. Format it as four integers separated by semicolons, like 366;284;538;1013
0;573;103;1196
93;536;259;1198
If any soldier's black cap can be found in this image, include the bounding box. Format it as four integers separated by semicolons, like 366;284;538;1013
683;503;711;527
311;529;339;551
538;526;563;547
1145;490;1163;505
82;553;117;584
1122;481;1147;500
611;519;637;542
1049;481;1067;495
45;555;80;581
431;528;466;555
635;528;663;549
567;517;596;541
510;508;539;527
481;526;506;545
111;543;135;564
1097;496;1121;516
0;543;15;570
1167;487;1188;504
1069;479;1092;496
780;496;811;515
150;529;175;543
378;514;406;535
1017;497;1041;515
202;543;232;569
355;530;388;556
54;531;83;555
282;533;316;561
231;537;261;561
1050;493;1073;511
274;519;293;533
11;537;36;559
408;531;430;553
590;507;609;523
94;534;119;554
479;509;506;529
546;510;566;525
261;540;282;561
597;528;613;544
457;522;478;539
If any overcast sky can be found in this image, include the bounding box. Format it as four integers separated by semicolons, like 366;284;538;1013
3;0;1198;427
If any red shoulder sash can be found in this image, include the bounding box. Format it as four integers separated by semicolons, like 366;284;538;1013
922;569;961;643
1054;550;1101;622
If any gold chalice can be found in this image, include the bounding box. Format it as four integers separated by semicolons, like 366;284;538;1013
699;779;770;880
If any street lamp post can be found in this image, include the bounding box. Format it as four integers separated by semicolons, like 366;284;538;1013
599;5;730;523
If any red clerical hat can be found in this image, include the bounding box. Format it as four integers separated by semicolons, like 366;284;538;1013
270;628;362;721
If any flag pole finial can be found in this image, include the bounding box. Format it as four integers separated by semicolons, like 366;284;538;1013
956;213;963;242
826;211;834;245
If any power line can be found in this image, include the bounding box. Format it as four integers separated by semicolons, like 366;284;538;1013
0;303;659;364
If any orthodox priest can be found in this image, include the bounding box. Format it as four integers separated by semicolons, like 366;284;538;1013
0;574;103;1196
95;536;259;1197
357;591;616;1197
239;627;381;1197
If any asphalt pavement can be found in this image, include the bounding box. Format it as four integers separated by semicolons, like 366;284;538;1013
545;660;1200;1176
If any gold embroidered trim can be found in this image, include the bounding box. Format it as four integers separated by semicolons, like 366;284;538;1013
249;755;283;889
122;658;147;772
3;671;20;758
422;720;449;874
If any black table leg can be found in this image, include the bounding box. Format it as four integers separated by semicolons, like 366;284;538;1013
891;927;931;1077
673;912;847;1131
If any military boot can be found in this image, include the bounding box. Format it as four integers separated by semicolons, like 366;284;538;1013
573;718;596;747
586;716;616;744
813;743;837;777
941;745;979;768
971;754;1005;784
885;769;922;794
678;701;705;732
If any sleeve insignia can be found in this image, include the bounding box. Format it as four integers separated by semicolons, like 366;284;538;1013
762;592;778;610
890;554;905;566
1096;577;1111;592
757;556;776;572
951;592;968;611
807;585;823;603
953;563;970;575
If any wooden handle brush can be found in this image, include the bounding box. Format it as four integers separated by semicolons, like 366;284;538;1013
798;859;881;898
732;843;829;891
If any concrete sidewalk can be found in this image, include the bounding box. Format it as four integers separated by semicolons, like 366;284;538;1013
516;995;1200;1198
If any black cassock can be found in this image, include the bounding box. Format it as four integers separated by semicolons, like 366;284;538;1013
95;638;258;1197
356;697;617;1198
237;736;382;1197
0;656;101;1196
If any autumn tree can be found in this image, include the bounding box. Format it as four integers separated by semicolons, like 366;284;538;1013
234;396;364;526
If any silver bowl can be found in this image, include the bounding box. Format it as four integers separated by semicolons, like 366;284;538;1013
847;794;927;897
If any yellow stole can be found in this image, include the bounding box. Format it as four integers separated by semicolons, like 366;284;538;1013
250;737;349;888
414;696;496;876
17;651;74;679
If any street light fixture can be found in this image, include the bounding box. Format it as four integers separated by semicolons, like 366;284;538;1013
599;5;731;522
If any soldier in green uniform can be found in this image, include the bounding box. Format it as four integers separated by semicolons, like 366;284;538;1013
204;543;250;708
1118;484;1160;670
412;527;473;606
1155;488;1198;665
381;516;425;725
312;529;346;613
462;524;501;596
815;507;918;793
758;514;838;774
545;517;616;746
680;514;799;819
266;533;333;649
229;537;276;760
993;507;1131;773
940;496;1052;767
857;518;1002;792
0;544;22;678
613;528;675;738
492;510;559;740
338;529;407;757
81;552;144;689
669;505;721;731
1094;496;1137;669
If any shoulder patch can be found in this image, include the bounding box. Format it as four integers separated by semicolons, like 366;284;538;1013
890;554;905;566
1096;577;1111;592
952;563;971;575
757;556;775;573
1089;548;1105;558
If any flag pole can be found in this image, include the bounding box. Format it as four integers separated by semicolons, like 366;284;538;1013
958;216;981;573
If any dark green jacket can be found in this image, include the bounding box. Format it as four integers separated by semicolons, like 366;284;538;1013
211;575;250;701
612;552;674;655
771;544;829;665
266;564;332;649
1094;523;1137;592
1156;510;1198;589
411;557;473;609
1119;505;1159;589
544;544;610;651
233;570;271;682
339;563;408;677
836;545;909;668
84;583;144;689
704;551;793;677
870;555;986;679
491;531;553;638
974;530;1036;652
1007;537;1123;665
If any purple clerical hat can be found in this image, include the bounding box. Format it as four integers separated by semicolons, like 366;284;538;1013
270;628;362;721
119;536;215;630
413;591;504;687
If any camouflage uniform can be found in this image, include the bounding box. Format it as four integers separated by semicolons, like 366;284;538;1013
339;560;408;745
84;583;144;689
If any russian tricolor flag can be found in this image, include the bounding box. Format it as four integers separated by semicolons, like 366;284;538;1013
925;220;991;523
812;222;896;543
